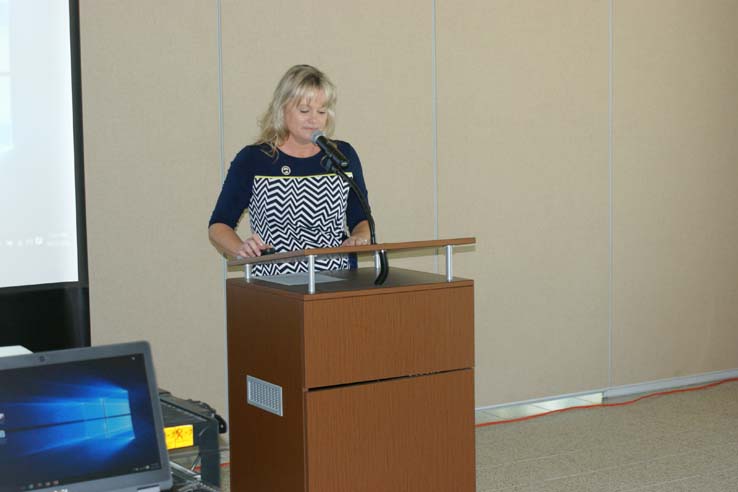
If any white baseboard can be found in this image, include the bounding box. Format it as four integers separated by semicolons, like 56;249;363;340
604;368;738;400
475;367;738;412
476;389;604;412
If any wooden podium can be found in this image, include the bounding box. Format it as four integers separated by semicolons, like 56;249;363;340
226;239;476;492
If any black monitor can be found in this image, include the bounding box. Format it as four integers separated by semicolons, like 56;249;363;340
0;341;172;492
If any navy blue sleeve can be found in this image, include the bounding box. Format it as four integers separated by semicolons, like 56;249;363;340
338;141;370;231
208;148;255;228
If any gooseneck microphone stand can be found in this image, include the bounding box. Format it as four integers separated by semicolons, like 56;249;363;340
319;155;389;285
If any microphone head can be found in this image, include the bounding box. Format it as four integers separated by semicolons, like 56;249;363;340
311;130;325;144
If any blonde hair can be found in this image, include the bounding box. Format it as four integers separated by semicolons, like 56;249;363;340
256;65;337;154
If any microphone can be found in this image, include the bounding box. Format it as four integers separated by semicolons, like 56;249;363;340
310;130;389;285
311;130;349;169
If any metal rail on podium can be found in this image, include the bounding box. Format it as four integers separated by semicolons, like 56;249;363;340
226;238;477;492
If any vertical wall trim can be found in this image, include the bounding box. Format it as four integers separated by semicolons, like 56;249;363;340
608;0;614;388
216;0;229;424
432;0;440;273
216;0;225;188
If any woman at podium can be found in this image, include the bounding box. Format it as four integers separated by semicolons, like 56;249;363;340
208;65;371;277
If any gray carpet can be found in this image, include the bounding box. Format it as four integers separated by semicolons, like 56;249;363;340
213;379;738;491
475;380;738;491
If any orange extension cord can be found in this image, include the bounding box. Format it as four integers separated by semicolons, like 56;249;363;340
475;377;738;428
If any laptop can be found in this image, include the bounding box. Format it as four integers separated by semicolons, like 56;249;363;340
0;341;172;492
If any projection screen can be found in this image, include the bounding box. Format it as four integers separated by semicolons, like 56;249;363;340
0;0;80;289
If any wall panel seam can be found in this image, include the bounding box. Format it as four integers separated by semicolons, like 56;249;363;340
432;0;439;273
216;0;230;424
608;0;614;388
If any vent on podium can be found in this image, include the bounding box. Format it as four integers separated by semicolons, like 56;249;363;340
247;375;283;416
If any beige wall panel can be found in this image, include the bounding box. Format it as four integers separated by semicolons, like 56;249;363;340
438;0;611;406
220;0;435;272
613;1;738;385
80;2;227;412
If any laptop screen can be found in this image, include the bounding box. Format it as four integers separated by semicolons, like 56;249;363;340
0;342;171;492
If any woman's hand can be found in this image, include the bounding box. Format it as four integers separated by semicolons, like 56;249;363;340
342;220;371;247
342;235;370;247
208;224;273;258
236;233;273;258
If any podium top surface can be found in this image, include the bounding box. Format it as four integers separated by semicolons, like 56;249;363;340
226;267;473;301
227;237;475;267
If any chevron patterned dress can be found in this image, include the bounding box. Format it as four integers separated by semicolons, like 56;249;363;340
249;173;352;276
209;142;369;278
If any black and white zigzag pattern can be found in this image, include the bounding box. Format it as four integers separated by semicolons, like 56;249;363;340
249;173;351;277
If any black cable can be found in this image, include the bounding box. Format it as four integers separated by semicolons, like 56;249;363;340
321;157;389;285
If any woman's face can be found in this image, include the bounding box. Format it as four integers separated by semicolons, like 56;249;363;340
283;91;328;146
